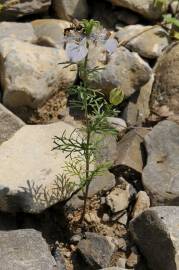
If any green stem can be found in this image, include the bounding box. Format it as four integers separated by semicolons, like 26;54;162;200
80;45;91;223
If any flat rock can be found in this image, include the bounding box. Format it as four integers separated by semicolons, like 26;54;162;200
142;120;179;205
32;19;71;48
129;206;179;270
0;38;77;109
77;232;118;269
52;0;88;20
0;229;56;269
0;0;51;20
0;103;25;144
109;0;170;20
87;45;152;98
106;185;131;213
111;128;149;183
122;75;154;126
0;22;36;43
131;191;150;219
151;42;179;115
116;25;169;59
0;121;83;213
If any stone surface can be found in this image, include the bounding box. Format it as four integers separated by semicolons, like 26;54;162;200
0;229;56;269
142;120;179;205
77;232;118;269
0;22;36;43
129;206;179;270
107;117;127;134
0;38;77;109
111;128;149;175
116;25;169;59
0;0;51;20
0;121;83;213
0;103;25;144
122;75;154;126
87;45;152;98
131;191;150;219
151;42;179;116
106;185;131;213
52;0;88;20
32;19;71;48
109;0;170;20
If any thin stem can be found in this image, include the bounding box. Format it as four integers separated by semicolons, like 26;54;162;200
80;46;91;223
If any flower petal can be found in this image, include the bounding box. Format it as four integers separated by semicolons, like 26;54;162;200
104;38;118;54
66;42;88;63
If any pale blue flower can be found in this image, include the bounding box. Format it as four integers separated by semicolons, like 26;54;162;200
104;38;118;54
66;38;88;63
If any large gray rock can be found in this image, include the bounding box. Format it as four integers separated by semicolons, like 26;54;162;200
0;103;25;144
151;42;179;116
0;121;83;213
0;0;51;20
87;45;152;98
77;232;118;269
143;120;179;205
0;38;77;109
52;0;88;20
116;25;169;59
0;22;36;43
129;206;179;270
0;229;56;269
109;0;170;20
32;19;71;48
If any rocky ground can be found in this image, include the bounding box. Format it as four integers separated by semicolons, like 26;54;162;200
0;0;179;270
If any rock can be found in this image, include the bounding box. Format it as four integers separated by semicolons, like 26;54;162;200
0;22;36;43
70;234;82;245
77;232;118;269
126;246;140;269
116;211;128;226
0;38;77;109
131;191;150;219
116;257;126;268
116;25;169;59
0;103;25;144
102;213;110;223
32;19;71;48
0;0;51;20
107;117;127;134
87;46;152;98
109;0;170;20
111;128;149;184
142;120;179;205
129;206;179;270
90;0;120;29
151;42;179;116
0;229;56;269
52;0;88;20
122;75;154;126
117;8;140;25
0;121;83;213
135;75;154;125
106;185;131;213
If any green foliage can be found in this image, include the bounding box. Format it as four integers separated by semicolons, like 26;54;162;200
81;19;100;36
53;20;123;222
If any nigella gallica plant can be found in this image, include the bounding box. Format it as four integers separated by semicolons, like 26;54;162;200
53;19;124;223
